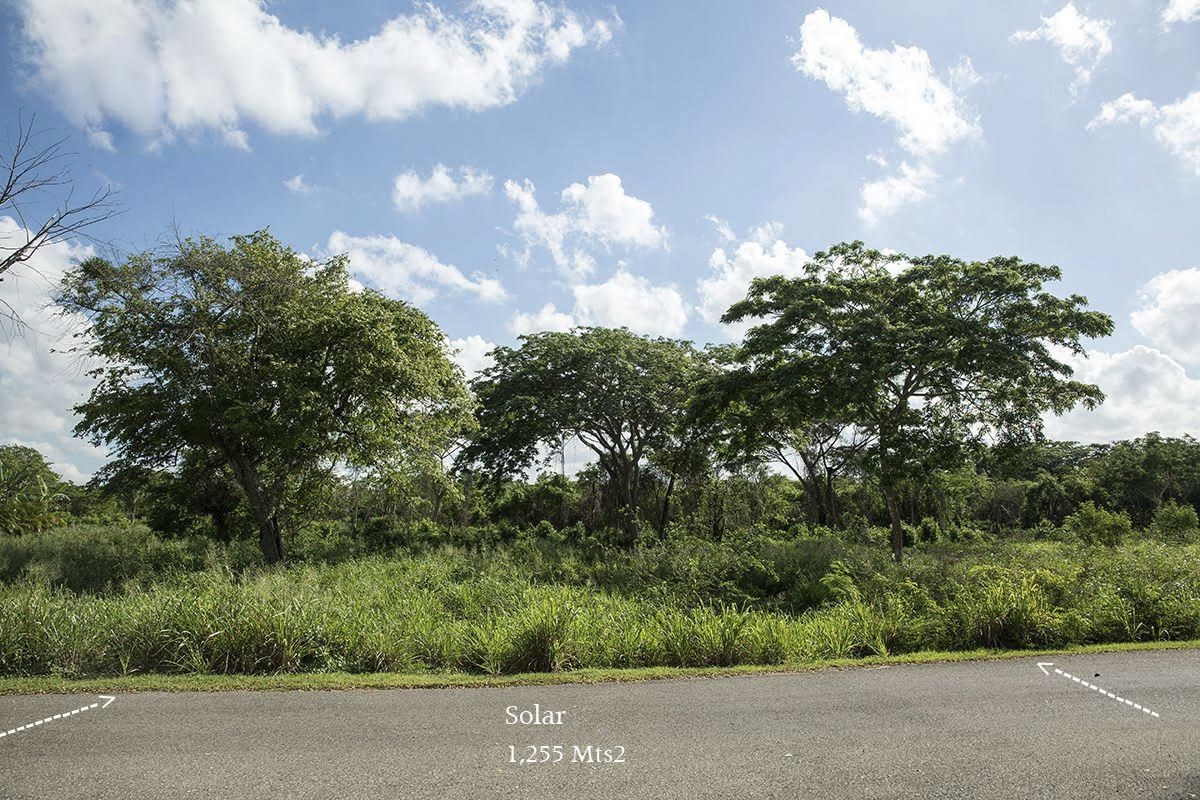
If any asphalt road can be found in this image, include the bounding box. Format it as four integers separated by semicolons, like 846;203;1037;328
1;650;1197;799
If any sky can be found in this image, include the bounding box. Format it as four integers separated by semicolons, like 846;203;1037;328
1;0;1199;482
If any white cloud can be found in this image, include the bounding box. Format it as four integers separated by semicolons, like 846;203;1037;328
793;9;980;158
393;164;493;212
503;173;667;279
1089;93;1159;126
1011;3;1113;93
1163;0;1200;26
793;9;978;223
0;216;106;482
1045;345;1200;442
858;162;938;225
449;335;496;378
705;214;737;243
697;223;809;335
509;302;576;335
560;174;666;248
16;0;614;148
326;231;508;306
571;270;688;336
1089;90;1200;174
1130;268;1200;365
509;269;688;338
283;174;312;194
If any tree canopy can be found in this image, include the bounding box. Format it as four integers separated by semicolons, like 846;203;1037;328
461;326;710;543
58;230;470;562
0;444;67;534
718;241;1114;560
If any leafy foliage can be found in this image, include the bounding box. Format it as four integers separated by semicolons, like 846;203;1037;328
717;241;1114;559
58;230;471;561
0;445;67;534
463;327;712;543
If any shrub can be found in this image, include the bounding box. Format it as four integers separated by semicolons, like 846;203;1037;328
0;524;204;592
917;517;941;544
1062;502;1132;547
942;566;1056;649
1151;501;1200;543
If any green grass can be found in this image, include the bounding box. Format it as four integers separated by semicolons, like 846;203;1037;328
2;639;1196;695
2;527;1198;684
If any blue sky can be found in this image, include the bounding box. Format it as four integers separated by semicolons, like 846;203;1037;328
1;0;1199;480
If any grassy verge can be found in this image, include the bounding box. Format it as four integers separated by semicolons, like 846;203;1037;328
2;639;1196;696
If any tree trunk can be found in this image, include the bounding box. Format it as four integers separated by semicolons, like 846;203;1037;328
658;470;676;537
612;460;640;547
826;471;840;528
886;490;903;563
711;475;726;541
228;457;285;564
257;512;285;564
211;512;230;542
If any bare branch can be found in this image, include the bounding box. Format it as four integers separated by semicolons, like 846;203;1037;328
0;113;123;325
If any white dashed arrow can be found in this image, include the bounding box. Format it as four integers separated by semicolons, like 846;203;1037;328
1038;662;1160;718
0;695;116;741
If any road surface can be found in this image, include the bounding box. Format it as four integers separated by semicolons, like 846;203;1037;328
2;650;1198;799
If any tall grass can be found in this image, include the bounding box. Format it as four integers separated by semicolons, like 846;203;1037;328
1;536;1198;678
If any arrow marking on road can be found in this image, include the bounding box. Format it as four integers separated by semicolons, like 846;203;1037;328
1037;663;1159;718
0;696;116;741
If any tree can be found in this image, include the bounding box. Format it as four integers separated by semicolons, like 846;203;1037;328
1;114;118;325
58;230;471;563
462;327;707;544
722;241;1114;561
1086;433;1200;526
695;368;870;528
0;444;68;534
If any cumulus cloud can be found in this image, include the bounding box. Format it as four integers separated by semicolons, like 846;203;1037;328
508;269;687;337
449;335;496;378
1045;345;1200;443
571;270;688;336
509;302;576;335
858;162;938;226
792;9;979;223
1089;90;1200;174
326;231;508;306
283;174;312;194
1011;3;1113;93
697;222;809;335
793;9;980;158
503;174;668;279
1130;267;1200;365
393;165;493;212
0;216;106;482
16;0;614;148
1162;0;1200;26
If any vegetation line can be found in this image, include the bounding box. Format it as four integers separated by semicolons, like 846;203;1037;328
2;640;1196;696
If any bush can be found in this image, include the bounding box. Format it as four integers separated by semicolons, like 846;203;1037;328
0;524;205;592
942;566;1056;649
1062;502;1132;547
1151;501;1200;543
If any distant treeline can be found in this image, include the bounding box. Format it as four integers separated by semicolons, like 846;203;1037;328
4;431;1199;553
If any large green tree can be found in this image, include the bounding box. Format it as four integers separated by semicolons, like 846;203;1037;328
59;230;470;562
462;327;708;543
0;444;67;534
720;241;1114;560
